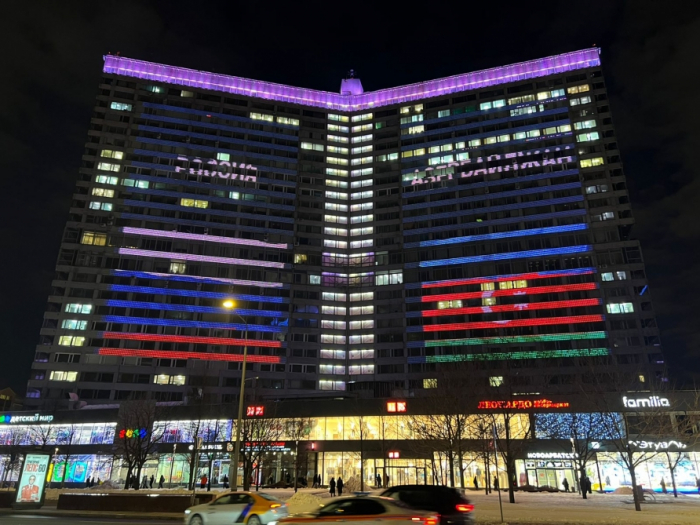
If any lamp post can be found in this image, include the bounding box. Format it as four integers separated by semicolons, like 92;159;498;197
223;299;248;492
169;443;177;488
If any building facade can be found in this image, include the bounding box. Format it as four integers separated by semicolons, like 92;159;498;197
1;393;697;493
27;48;664;407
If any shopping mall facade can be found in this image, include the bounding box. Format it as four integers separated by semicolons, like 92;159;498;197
1;392;697;493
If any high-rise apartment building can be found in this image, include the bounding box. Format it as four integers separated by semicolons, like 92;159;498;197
26;48;665;408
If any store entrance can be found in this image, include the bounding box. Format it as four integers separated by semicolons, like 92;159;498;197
376;466;426;487
525;460;576;491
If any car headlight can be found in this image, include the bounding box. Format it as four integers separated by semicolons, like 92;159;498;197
184;510;191;514
268;521;278;525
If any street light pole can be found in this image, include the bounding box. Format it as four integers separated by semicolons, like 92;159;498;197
223;300;248;493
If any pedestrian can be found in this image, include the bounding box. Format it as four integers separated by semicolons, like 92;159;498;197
493;475;499;490
586;476;592;495
660;478;667;494
605;476;611;488
223;475;229;489
268;475;274;486
376;474;382;487
329;477;336;497
159;475;165;489
696;476;700;494
337;477;343;496
562;478;569;493
149;475;154;489
312;474;317;488
473;475;478;490
97;478;101;485
200;475;207;489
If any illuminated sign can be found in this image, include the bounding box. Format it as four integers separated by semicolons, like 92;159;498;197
527;452;578;460
388;451;400;459
386;401;407;413
477;399;570;410
408;150;575;187
118;428;148;439
0;413;54;425
628;440;686;451
16;454;50;505
175;155;257;183
622;396;670;409
246;406;265;417
244;441;289;451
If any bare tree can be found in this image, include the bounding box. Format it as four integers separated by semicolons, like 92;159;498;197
238;409;284;491
55;425;78;488
285;417;313;492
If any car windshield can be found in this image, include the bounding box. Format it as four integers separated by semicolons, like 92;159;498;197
257;493;283;502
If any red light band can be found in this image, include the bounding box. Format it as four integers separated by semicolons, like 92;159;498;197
102;332;282;348
98;348;282;363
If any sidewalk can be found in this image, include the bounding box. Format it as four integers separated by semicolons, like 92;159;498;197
0;507;182;520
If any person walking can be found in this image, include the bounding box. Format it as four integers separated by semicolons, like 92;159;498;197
200;475;207;489
493;475;499;491
159;475;165;489
149;475;154;489
223;475;229;489
329;477;336;497
562;478;569;493
473;475;478;490
660;478;667;494
141;475;148;489
586;476;592;495
337;477;344;496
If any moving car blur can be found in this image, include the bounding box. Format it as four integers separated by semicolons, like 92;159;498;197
184;491;288;525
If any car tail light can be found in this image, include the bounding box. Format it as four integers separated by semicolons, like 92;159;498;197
412;517;439;525
455;504;474;513
270;503;282;508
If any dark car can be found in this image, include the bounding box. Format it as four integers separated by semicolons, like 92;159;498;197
380;485;474;525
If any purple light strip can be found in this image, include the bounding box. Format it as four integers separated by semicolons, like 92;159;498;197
118;248;287;269
122;227;288;249
103;49;600;111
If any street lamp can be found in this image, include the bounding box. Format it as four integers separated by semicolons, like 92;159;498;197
223;299;248;492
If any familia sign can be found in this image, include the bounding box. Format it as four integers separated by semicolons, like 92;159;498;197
622;396;670;409
175;155;257;183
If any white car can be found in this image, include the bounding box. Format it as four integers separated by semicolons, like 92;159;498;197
184;491;289;525
279;496;439;525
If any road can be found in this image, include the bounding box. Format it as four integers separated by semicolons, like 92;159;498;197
0;517;175;524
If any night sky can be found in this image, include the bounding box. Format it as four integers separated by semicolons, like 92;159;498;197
1;1;699;394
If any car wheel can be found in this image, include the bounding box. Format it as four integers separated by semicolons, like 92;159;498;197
189;515;204;525
248;514;261;525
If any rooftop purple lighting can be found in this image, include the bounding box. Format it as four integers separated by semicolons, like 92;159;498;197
103;49;600;111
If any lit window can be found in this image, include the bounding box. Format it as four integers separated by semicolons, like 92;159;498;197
321;320;347;330
350;227;373;236
154;374;170;385
507;94;536;105
574;120;597;130
110;102;132;111
351;191;372;200
65;303;92;314
328;135;349;143
250;112;274;122
181;90;194;97
97;162;120;172
323;227;348;237
91;188;115;198
89;202;113;211
325;191;348;201
325;179;348;189
567;84;590;94
324;214;348;224
482;297;497;306
294;254;308;264
499;280;527;290
616;271;628;280
438;109;451;118
349;349;374;359
322;292;347;302
319;380;346;391
437;300;463;309
400;114;424;124
349;365;375;375
325;203;348;212
485;136;497;145
577;132;600;142
351;168;373;177
301;142;324;152
58;336;85;347
95;175;118;185
351;123;373;133
320;349;347;359
489;376;503;387
49;371;78;382
327;157;349;166
481;283;495;291
469;139;482;147
180;198;209;208
349;320;374;329
570;96;592;106
351;145;373;155
349;305;374;315
146;85;163;93
121;179;149;188
580;157;604;168
350;239;373;249
352;134;373;144
601;272;614;282
328;124;349;133
169;261;186;274
309;274;321;285
326;145;348;154
276;116;299;126
349;292;373;302
606;302;635;314
80;232;107;246
328;114;350;122
375;270;403;286
351;113;373;122
586;184;609;194
100;150;124;160
61;319;87;330
351;156;373;166
326;168;348;177
423;379;438;389
638;375;645;383
351;179;373;189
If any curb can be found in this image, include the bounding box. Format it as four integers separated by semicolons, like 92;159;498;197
0;508;183;520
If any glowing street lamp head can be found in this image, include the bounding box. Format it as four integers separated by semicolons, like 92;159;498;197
222;300;235;309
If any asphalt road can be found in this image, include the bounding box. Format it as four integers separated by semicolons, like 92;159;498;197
0;517;175;524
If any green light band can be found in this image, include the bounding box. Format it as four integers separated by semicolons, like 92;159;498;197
423;331;607;348
425;348;609;363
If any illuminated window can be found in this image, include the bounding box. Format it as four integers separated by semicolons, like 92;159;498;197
638;375;646;383
507;94;536;105
95;175;118;185
481;283;495;291
601;272;614;282
351;190;372;200
65;303;92;314
169;261;187;274
310;274;321;285
586;184;609;194
482;297;497;306
319;380;346;391
352;134;373;144
349;320;374;329
322;320;347;330
276;116;299;126
327;146;348;155
607;302;634;314
567;84;590;94
350;203;373;213
577;132;600;142
349;349;374;359
350;213;373;223
406;125;424;135
301;142;325;151
121;179;149;189
352;124;373;133
350;227;373;236
154;374;170;385
324;214;348;224
349;364;375;375
423;378;438;389
328;114;350;122
489;376;504;387
510;106;540;117
322;306;347;315
616;271;628;280
480;100;505;110
324;227;347;237
375;153;399;162
100;150;124;160
351;113;373;122
349;292;373;302
322;292;347;302
97;162;120;172
348;334;374;344
91;188;115;198
327;124;349;133
574;120;597;130
89;202;113;211
326;157;349;165
325;203;348;213
180;90;194;97
351;156;373;166
437;300;462;309
320;349;346;359
328;135;349;143
294;254;308;264
326;168;348;177
250;112;274;122
349;305;374;315
351;168;373;177
570;96;592;106
61;319;87;330
146;85;163;93
352;145;373;155
180;198;209;208
326;179;348;189
58;336;86;347
468;139;482;147
324;239;348;249
580;157;604;168
49;371;78;382
400;114;424;124
110;102;132;111
375;270;402;286
499;280;528;290
81;232;107;246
